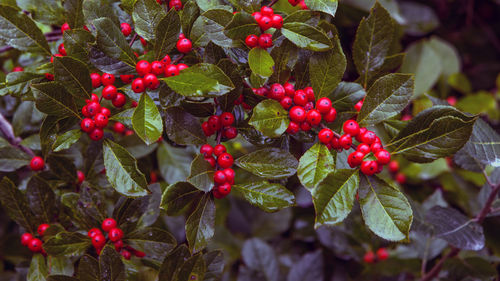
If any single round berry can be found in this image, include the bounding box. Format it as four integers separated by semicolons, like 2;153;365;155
101;73;115;86
30;156;44;171
304;87;315;102
113;122;126;134
112;93;127;108
205;156;216;167
286;121;300;134
323;108;337;123
132;78;146;93
343;120;360;136
220;112;235;126
200;144;213;157
306;109;322;126
395;172;406;184
165;64;179;77
120;23;132;36
92;233;106;249
202;122;214;137
258;15;273;31
360;131;377;145
144;73;159;90
161;55;171;65
114;239;124;251
289;106;306;123
217;182;232;197
102;218;117;232
58;43;67;56
284;82;295;97
348;151;365;168
218;153;234;169
357;143;371;155
223;168;235;185
90;93;100;103
37;224;50;236
108;228;123;242
122;250;132;260
90;73;101;88
370;142;383;154
339;134;353;150
258;33;273;48
213;144;226;157
316;97;332;114
293;90;308;106
136;60;151;76
300;121;311;131
87;228;102;238
356;127;368;142
102;85;117;100
223;126;238;139
208;115;221;131
151;61;164;76
77;170;85;184
21;233;34;246
94;113;109;128
87;101;101;116
169;0;183;10
45;73;54;81
133;249;146;258
61;22;70;33
100;107;111;116
12;66;24;72
28;238;43;252
178;63;188;71
331;137;341;150
376;248;389;261
318;128;334;144
270;83;285;101
177;38;192;53
260;6;274;16
81;118;95;133
363;251;375;263
89;128;104;141
214;170;227;184
361;160;378;176
253;12;262;22
245;34;259;48
280;97;293;109
271;14;283;29
354;100;363;112
388;160;399;173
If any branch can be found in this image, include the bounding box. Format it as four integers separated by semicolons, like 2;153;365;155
475;176;500;224
0;112;35;157
172;54;185;65
420;247;460;281
129;33;138;47
268;0;279;7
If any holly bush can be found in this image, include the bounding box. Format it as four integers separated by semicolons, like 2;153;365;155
0;0;499;280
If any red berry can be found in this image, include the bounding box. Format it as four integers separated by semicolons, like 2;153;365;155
205;156;216;167
87;228;102;238
102;85;117;100
94;113;109;128
177;38;192;53
112;93;127;108
108;228;123;242
45;73;54;81
316;97;332;114
293;90;308;106
213;144;226;157
255;87;268;96
331;137;341;150
360;131;377;145
447;96;457;106
81;106;90;117
21;233;33;246
258;33;273;48
30;156;44;171
120;23;132;36
288;0;300;5
208;115;221;131
122;250;132;260
298;0;308;9
354;100;363;112
100;107;111;116
270;83;285;101
12;66;24;72
363;251;375;263
217;182;231;197
357;143;371;155
376;248;389;261
136;60;151;76
361;161;378;176
165;64;179;77
271;14;283;29
58;43;67;56
287;121;300;134
300;121;311;131
61;22;70;33
92;233;106;249
258;16;273;31
214;170;227;184
284;82;295;97
323;108;337;123
102;218;117;232
87;101;101;116
77;170;85;184
245;34;259;48
252;12;262;22
356;127;368;142
318;128;334;144
161;55;171;65
223;168;235;185
144;73;159;90
306;109;322;126
370;142;383;154
132;78;146;93
289;106;306;122
169;0;182;10
261;6;274;16
113;122;126;134
151;61;164;76
91;73;101;88
90;93;100;103
223;126;238;139
339;134;352;149
218;153;234;169
388;161;399;173
81;118;95;133
131;101;138;107
343;120;360;136
178;63;188;71
89;128;104;141
28;238;43;252
101;73;115;86
200;144;213;157
220;112;235;126
280;97;293;109
395;173;406;184
401;114;412;121
114;240;124;251
202;122;214;136
304;87;315;102
133;249;146;258
348;151;365;168
37;224;50;236
234;94;244;105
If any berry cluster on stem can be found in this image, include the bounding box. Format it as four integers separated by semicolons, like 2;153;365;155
20;223;50;255
89;218;145;259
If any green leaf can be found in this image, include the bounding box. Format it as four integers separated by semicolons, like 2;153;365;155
329;82;366;112
248;100;289;138
0;71;43;97
54;56;92;100
89;46;135;75
233;181;295;212
187;154;215;192
0;177;36;233
83;0;119;27
157;142;192;184
303;0;338;17
47;276;79;281
181;1;199;38
28;254;48;281
27;176;57;223
248;47;275;78
177;252;206;281
160;181;203;216
52;129;82;152
287;250;324;281
164;107;206;145
224;12;260;40
197;8;234;48
313;170;359;228
0;146;31;172
63;29;95;64
43;232;92;257
297;143;335;191
31;82;80;118
158;245;191;281
386;106;477;163
47;154;77;182
235;148;298;179
241;238;279;281
359;174;412;241
93;17;137;67
103;139;149;197
186;194;215;252
309;35;346;99
456;91;496;115
133;0;165;42
203;251;224;281
270;39;298;84
125;227;176;260
18;0;65;26
357;73;414;126
64;0;85;28
110;108;133;128
155;8;181;60
132;93;163;145
282;22;332;52
99;245;126;281
353;2;394;88
0;4;51;55
78;255;99;281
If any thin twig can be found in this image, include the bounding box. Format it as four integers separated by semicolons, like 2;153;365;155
268;0;279;7
172;54;185;65
420;248;460;281
0;112;35;157
129;33;138;47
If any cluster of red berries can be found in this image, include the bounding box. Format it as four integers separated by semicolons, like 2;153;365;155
388;160;407;184
201;112;238;140
245;6;282;49
233;94;251;110
112;122;134;136
363;248;389;263
20;223;50;254
88;218;145;259
288;0;309;9
90;73;127;107
80;94;112;141
30;156;44;171
131;54;188;93
200;144;235;199
156;0;182;10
